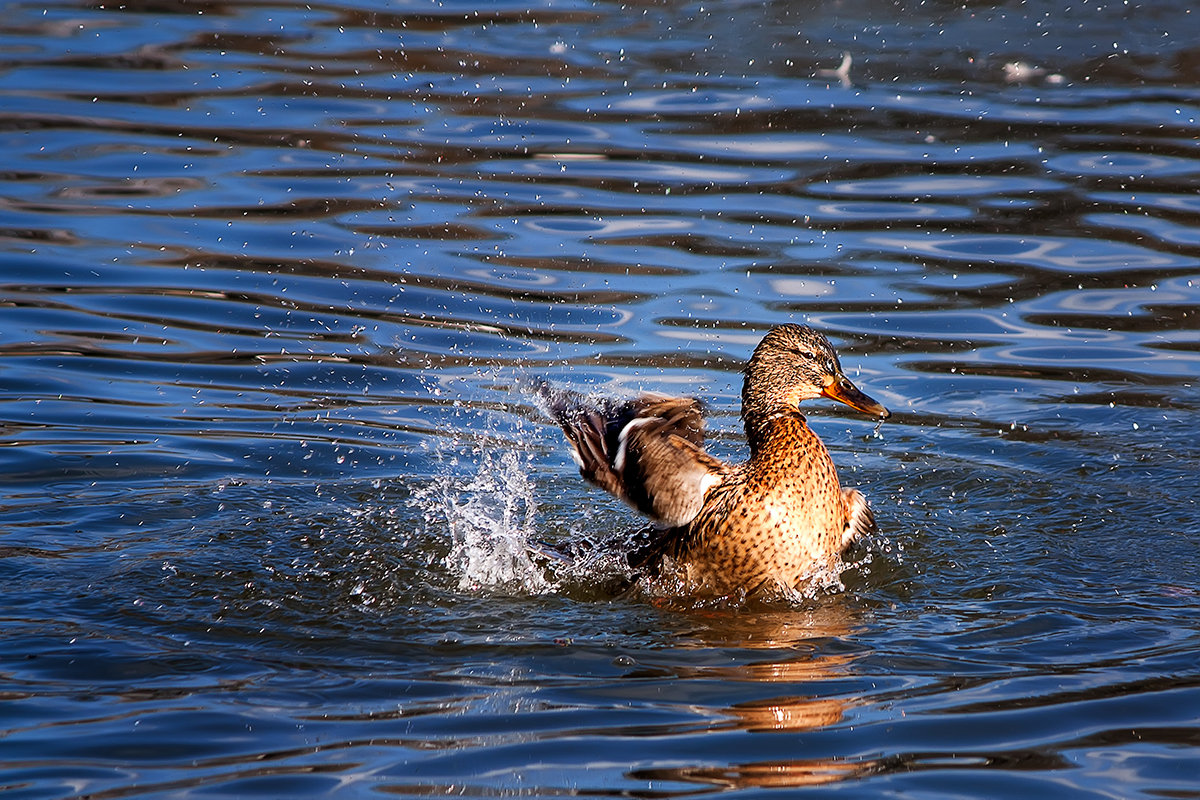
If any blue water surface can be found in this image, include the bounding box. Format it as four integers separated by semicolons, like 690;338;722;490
2;0;1199;797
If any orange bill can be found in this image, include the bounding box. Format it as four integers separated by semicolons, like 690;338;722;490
822;375;890;419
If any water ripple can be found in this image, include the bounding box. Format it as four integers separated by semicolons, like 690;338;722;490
865;232;1194;272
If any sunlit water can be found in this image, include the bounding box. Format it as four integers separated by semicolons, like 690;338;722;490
2;0;1200;797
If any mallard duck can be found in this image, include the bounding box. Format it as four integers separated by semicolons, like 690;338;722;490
537;324;889;597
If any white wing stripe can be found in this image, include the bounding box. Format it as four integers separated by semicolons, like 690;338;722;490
613;416;654;473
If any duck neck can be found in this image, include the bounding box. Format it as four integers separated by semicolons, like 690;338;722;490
742;407;808;459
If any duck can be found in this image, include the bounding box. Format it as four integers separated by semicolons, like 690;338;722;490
535;324;889;598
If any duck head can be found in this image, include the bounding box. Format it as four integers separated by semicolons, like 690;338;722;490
741;324;889;422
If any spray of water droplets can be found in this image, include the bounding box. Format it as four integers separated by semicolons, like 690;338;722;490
413;443;554;595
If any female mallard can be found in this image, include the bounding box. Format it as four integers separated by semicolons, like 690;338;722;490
538;324;889;597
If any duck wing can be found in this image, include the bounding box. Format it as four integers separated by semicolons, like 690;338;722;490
535;382;729;527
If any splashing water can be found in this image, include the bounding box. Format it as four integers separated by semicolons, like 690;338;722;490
420;447;552;595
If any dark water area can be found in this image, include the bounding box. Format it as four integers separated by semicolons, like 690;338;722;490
3;0;1200;796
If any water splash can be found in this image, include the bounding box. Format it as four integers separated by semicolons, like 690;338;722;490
419;447;553;595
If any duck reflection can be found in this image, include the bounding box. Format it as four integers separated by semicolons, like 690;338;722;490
630;758;870;790
628;602;879;791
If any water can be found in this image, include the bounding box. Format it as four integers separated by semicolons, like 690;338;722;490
2;0;1200;796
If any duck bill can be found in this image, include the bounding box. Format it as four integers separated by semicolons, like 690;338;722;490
823;375;890;419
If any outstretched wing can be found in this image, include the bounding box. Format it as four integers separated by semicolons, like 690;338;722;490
534;382;729;528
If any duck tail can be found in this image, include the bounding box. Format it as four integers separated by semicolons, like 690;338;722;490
841;488;877;550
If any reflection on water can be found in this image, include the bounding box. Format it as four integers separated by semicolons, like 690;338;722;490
3;0;1200;796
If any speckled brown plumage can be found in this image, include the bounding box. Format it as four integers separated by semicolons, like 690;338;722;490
536;324;889;597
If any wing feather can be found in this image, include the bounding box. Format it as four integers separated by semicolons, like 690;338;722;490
534;382;728;527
